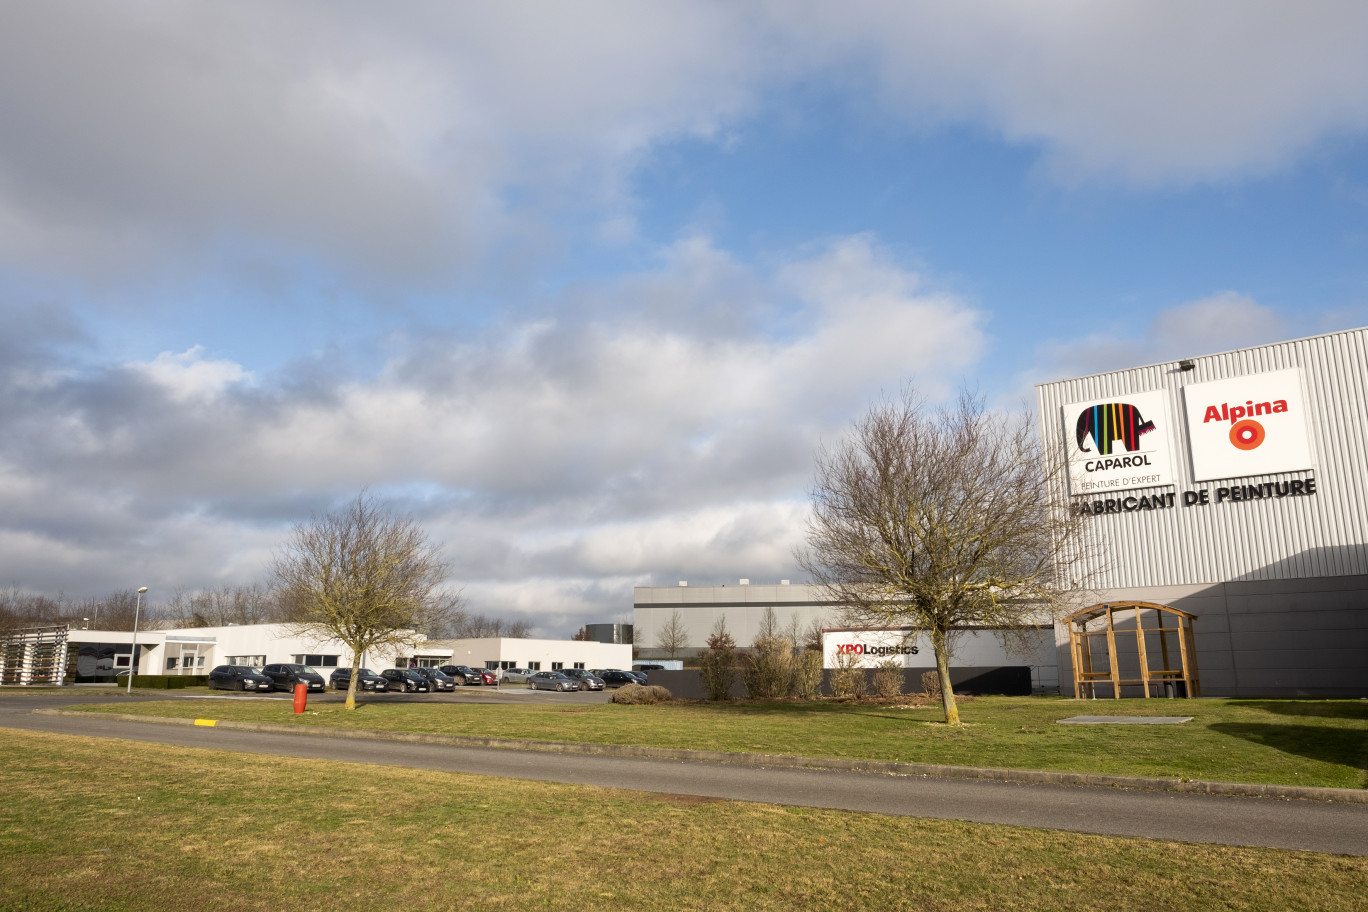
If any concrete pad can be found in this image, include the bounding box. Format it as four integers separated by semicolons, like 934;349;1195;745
1058;715;1193;724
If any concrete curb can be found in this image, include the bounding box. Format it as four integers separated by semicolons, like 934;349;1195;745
34;708;1367;804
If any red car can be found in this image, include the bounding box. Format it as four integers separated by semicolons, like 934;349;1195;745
478;668;499;685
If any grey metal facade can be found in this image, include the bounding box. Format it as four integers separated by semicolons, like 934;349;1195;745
1037;327;1368;696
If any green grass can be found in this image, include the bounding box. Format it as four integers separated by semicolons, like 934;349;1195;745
65;694;1368;789
1;728;1364;912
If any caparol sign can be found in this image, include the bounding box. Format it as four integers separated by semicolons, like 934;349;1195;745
1062;389;1176;496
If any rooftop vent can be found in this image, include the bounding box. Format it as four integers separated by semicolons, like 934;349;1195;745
678;581;688;587
739;578;750;585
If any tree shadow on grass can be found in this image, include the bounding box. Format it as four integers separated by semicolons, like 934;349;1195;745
1234;700;1368;721
1209;722;1368;778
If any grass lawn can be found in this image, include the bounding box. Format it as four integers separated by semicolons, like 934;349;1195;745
65;693;1368;789
1;728;1364;912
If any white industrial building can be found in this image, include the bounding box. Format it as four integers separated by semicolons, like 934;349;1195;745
1036;325;1368;697
1;622;629;686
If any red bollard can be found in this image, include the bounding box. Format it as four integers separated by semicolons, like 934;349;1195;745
293;682;308;714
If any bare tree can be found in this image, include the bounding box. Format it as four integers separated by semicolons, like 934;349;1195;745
799;390;1082;724
571;626;591;641
434;610;533;639
654;609;689;660
270;493;462;710
162;583;284;628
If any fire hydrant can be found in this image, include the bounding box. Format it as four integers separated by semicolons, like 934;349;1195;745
293;682;308;714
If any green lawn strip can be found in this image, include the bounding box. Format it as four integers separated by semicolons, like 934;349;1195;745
1;728;1363;912
65;694;1368;789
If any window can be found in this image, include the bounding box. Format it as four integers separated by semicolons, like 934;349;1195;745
166;657;178;670
114;655;131;668
573;662;585;669
293;654;339;667
499;661;515;670
227;655;265;666
527;661;541;670
551;662;563;670
485;662;498;670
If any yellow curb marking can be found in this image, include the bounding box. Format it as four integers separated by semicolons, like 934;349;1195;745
193;719;217;727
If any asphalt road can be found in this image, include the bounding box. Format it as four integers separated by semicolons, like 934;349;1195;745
4;690;1366;856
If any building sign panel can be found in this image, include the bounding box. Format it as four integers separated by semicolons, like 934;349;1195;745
1062;390;1176;495
1182;368;1314;482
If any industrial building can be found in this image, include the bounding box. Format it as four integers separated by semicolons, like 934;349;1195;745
0;622;630;686
1036;326;1367;696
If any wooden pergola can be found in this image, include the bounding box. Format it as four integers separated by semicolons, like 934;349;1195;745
1064;602;1200;699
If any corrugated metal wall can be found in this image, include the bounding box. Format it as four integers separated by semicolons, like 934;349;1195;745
1037;327;1368;588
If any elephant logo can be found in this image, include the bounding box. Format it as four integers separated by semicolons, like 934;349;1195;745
1076;403;1156;455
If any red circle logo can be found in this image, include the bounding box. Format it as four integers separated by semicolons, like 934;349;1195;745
1229;419;1265;450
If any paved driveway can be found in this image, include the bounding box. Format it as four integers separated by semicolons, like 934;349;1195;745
3;690;1365;857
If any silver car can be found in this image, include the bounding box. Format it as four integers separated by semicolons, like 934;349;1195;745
501;667;534;684
528;671;578;692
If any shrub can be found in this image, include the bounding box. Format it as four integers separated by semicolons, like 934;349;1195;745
872;660;904;699
609;683;672;705
828;650;865;698
792;649;824;700
921;670;942;699
742;635;794;699
699;621;738;701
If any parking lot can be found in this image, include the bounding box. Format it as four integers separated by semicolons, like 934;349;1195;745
199;685;612;706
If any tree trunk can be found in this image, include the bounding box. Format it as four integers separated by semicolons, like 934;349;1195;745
932;630;959;725
345;647;360;711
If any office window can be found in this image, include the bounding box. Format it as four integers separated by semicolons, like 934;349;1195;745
293;654;340;667
551;662;563;670
527;661;540;670
573;662;585;669
165;657;177;670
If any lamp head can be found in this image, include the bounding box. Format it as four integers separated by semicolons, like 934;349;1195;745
137;587;148;593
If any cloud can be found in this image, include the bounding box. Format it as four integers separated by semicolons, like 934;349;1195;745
2;3;1365;293
0;234;983;632
1024;291;1289;385
776;1;1368;185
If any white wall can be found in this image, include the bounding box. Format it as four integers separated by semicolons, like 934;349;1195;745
822;626;1058;692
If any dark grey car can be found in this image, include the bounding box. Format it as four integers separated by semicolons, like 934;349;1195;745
261;663;326;693
329;667;388;692
380;668;431;692
529;671;578;692
413;667;457;691
560;669;605;691
438;664;483;685
208;664;274;692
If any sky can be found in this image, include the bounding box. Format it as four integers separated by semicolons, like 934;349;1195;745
2;1;1367;635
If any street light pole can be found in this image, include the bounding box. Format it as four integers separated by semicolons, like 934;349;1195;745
126;587;148;695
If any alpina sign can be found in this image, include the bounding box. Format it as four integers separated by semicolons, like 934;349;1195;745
1182;368;1314;482
1063;389;1176;495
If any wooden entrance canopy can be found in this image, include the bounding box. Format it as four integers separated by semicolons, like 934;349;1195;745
1064;602;1200;699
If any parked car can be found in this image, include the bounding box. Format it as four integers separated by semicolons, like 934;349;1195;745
529;671;578;692
633;664;665;672
598;670;640;688
329;667;388;692
500;667;534;684
438;665;484;685
477;668;499;685
380;668;431;693
413;667;457;691
560;669;605;691
626;670;650;685
261;663;327;693
208;665;274;692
